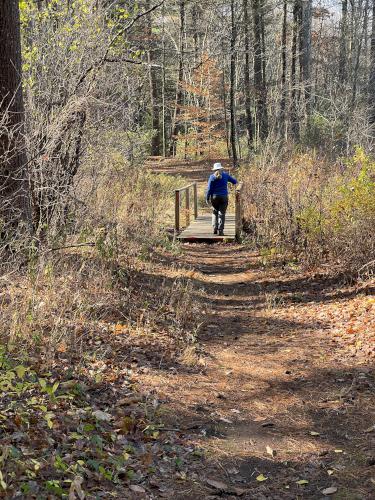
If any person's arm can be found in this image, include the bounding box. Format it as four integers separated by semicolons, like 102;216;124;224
206;176;213;202
227;174;238;185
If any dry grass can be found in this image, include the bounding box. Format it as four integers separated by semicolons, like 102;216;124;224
0;154;200;368
241;147;375;273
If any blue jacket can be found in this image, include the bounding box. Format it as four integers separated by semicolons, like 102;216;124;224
206;171;237;201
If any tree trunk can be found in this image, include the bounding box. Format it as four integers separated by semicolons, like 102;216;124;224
291;0;300;140
369;0;375;123
279;0;288;138
147;2;161;156
0;0;32;238
339;0;348;84
300;0;312;109
252;0;268;142
169;0;185;157
352;0;367;110
243;0;254;150
230;0;238;166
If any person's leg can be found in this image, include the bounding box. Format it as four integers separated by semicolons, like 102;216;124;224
218;196;228;234
211;196;219;233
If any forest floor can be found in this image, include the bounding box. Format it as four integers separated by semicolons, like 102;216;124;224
1;159;375;499
140;158;375;499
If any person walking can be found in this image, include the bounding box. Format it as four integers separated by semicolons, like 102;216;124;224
206;162;237;236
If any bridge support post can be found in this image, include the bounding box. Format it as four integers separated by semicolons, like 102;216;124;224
193;183;198;219
235;183;243;241
175;190;180;232
185;187;190;226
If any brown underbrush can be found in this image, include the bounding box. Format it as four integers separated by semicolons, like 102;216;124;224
0;150;199;367
241;146;375;274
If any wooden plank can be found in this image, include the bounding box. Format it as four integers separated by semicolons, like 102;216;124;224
178;215;236;241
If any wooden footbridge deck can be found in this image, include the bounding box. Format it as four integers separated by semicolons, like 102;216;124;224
174;182;243;242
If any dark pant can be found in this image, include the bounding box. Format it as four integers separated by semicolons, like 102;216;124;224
211;195;228;231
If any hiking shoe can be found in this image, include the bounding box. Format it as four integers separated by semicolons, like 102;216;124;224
213;228;218;234
219;230;224;236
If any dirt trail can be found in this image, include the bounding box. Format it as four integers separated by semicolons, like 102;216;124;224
144;159;375;499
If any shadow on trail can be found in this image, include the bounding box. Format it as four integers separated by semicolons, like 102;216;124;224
166;365;375;499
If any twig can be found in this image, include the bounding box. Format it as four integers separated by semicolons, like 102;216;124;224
358;260;375;272
74;2;163;93
49;242;95;252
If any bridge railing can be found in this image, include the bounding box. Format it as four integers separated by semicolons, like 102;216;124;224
174;182;198;232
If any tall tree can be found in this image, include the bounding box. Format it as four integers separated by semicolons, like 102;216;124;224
243;0;254;150
147;2;161;156
229;0;238;165
0;0;32;237
300;0;312;108
339;0;349;84
369;0;375;123
169;0;186;156
279;0;288;138
252;0;268;142
291;0;300;140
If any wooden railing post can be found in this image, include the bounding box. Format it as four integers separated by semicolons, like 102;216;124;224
193;182;198;219
185;186;190;226
175;182;199;232
235;182;243;241
175;189;180;232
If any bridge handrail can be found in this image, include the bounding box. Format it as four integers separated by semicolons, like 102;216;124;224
175;182;198;232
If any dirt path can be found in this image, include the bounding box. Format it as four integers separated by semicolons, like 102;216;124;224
142;160;375;499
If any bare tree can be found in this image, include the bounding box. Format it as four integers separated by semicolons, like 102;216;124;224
0;0;32;240
243;0;254;150
230;0;239;165
252;0;268;142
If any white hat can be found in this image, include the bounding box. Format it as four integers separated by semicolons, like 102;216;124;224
212;162;224;171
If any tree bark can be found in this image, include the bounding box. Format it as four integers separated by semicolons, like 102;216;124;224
300;0;312;109
230;0;238;166
0;0;32;237
243;0;254;150
279;0;288;138
339;0;348;84
291;0;300;140
252;0;268;142
169;0;185;157
369;0;375;123
147;1;161;156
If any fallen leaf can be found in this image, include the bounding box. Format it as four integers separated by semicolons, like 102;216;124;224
266;445;276;457
206;478;229;490
296;479;309;485
334;449;343;453
256;474;268;482
129;484;146;493
233;487;247;496
219;417;233;424
92;410;111;422
322;486;338;495
119;416;136;434
327;470;334;476
365;425;375;433
69;476;85;500
310;431;320;436
60;380;78;390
